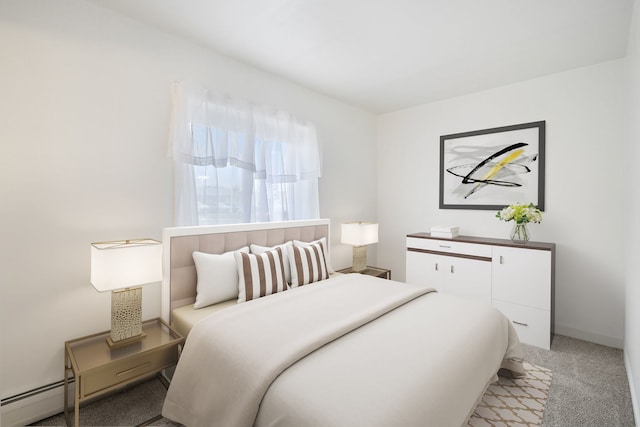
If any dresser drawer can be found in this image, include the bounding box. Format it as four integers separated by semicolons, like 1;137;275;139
81;346;178;397
406;237;491;258
492;300;551;350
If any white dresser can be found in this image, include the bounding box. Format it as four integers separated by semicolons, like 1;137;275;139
406;233;555;349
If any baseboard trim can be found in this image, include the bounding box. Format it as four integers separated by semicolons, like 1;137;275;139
1;370;173;426
554;323;624;349
624;351;640;425
1;382;71;427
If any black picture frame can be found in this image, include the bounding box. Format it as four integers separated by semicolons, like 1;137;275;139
439;121;545;211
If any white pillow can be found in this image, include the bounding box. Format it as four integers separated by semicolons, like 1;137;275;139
250;241;293;284
235;247;287;303
293;237;334;273
192;247;249;309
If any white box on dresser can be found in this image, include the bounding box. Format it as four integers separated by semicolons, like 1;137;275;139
406;233;555;349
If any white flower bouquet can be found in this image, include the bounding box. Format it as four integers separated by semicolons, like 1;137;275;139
496;202;542;224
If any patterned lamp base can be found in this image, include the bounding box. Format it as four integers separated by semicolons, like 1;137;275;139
108;287;145;349
352;245;368;272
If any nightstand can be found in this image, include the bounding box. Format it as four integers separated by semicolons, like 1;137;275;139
337;266;391;280
63;317;184;427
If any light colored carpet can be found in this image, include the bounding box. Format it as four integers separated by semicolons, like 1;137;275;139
522;335;635;427
30;378;172;427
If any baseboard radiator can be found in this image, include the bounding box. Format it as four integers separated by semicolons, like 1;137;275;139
1;380;73;427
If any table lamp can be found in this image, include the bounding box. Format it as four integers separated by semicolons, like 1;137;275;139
90;238;162;348
341;222;378;273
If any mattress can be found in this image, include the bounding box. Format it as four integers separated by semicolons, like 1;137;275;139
171;299;237;338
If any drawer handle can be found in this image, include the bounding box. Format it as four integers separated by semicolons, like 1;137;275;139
500;256;504;264
116;362;152;377
439;245;451;248
435;263;439;271
450;265;454;274
512;320;529;327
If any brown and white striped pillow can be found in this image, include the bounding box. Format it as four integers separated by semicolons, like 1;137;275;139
235;247;287;303
293;237;334;273
286;242;329;287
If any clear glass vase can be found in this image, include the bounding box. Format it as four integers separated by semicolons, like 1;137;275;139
511;222;529;243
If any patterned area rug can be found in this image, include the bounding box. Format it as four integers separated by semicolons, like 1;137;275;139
467;362;553;427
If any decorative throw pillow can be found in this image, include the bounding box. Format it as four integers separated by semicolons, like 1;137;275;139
235;247;288;303
250;241;293;284
293;237;334;273
192;247;249;309
286;242;330;287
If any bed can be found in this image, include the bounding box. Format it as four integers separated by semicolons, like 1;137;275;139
160;219;524;427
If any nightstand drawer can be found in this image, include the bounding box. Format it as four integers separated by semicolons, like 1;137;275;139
492;299;551;350
406;237;491;258
82;346;178;397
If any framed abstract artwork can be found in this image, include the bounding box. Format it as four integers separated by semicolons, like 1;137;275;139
439;121;545;210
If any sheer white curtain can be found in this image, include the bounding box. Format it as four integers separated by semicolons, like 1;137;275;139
169;82;322;226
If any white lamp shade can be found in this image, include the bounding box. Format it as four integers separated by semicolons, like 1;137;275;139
341;222;379;246
90;239;162;292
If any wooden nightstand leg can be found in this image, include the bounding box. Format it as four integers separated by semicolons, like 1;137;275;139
74;382;80;427
63;349;80;427
64;353;71;427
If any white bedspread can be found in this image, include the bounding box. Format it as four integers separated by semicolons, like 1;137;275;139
162;274;524;427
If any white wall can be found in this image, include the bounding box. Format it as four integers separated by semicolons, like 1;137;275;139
377;60;626;348
624;0;640;418
0;0;376;423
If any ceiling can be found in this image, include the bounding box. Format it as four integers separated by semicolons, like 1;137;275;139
85;0;634;113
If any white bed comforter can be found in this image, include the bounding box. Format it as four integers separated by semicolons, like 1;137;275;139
162;274;524;427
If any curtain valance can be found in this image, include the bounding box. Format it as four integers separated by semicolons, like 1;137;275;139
169;81;321;182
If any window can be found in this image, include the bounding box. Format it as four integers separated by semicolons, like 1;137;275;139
169;82;321;226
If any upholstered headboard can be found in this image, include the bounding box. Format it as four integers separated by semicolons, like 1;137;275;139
161;219;330;322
